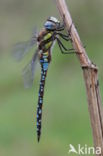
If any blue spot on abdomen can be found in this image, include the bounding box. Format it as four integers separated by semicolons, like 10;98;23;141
43;63;48;71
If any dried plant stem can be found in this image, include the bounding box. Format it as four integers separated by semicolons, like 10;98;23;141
56;0;103;155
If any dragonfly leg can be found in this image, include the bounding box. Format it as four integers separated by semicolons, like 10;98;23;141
62;14;73;36
56;38;75;54
56;32;70;41
56;38;82;55
68;22;73;36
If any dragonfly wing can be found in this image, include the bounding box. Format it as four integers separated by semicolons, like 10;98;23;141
22;49;38;88
12;27;38;61
32;26;38;39
12;38;37;61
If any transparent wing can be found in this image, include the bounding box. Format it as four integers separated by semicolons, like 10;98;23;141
32;26;38;38
22;49;39;88
12;27;38;61
12;41;34;61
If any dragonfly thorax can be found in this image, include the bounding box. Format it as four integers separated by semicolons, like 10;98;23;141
37;29;54;52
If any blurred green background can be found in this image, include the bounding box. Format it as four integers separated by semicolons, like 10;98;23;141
0;0;103;156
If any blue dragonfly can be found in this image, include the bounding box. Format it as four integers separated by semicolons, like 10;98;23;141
13;16;74;142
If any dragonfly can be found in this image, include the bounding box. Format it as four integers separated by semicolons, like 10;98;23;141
13;16;75;142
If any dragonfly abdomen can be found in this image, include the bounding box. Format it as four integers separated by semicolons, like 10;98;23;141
37;50;50;142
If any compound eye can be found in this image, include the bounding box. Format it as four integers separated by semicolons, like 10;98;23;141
44;21;55;30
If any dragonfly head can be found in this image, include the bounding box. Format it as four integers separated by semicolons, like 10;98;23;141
44;16;64;31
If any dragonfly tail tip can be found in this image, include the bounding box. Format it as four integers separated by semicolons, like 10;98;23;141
37;135;41;142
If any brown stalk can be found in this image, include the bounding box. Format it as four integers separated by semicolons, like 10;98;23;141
56;0;103;155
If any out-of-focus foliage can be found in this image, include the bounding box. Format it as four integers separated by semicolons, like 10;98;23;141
0;0;103;156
